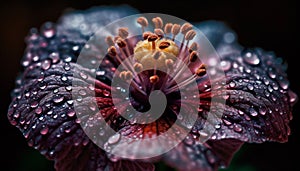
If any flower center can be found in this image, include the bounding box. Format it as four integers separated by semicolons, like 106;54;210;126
105;16;207;112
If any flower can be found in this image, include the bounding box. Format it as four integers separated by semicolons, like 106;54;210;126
7;5;297;171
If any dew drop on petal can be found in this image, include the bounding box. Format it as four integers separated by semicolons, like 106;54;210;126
49;52;60;63
41;60;51;70
220;60;231;71
259;107;267;115
40;127;49;135
80;72;88;79
242;50;260;65
30;101;39;108
108;133;121;144
64;63;71;71
67;110;76;117
35;106;43;115
53;95;64;103
247;84;254;91
229;82;236;88
249;108;258;117
278;76;289;90
288;90;298;105
233;124;243;132
268;67;277;79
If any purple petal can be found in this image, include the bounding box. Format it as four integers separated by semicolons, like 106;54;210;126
7;6;155;171
194;22;297;143
162;135;243;171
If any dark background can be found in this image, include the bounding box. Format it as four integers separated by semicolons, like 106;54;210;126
0;0;298;171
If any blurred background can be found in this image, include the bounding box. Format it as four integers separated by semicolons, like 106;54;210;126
0;0;298;170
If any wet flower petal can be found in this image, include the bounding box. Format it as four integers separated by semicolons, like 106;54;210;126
163;137;243;171
7;5;154;171
193;21;296;143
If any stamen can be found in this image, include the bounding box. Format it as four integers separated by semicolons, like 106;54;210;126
125;71;133;80
105;36;114;46
189;51;198;62
196;64;207;76
171;24;181;41
164;23;173;35
143;31;152;40
152;17;163;28
154;28;164;38
147;34;159;50
189;42;198;53
107;46;117;57
165;59;174;70
150;75;159;84
137;17;148;32
133;62;143;73
116;38;127;48
119;71;127;80
180;23;193;35
118;27;129;39
158;41;170;49
120;70;147;96
185;30;196;41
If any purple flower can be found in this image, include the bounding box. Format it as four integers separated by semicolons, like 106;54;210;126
7;5;297;171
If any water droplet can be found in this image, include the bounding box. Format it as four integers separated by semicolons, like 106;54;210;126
76;96;83;102
247;84;254;90
96;70;105;76
80;72;88;79
263;77;269;85
61;75;68;82
35;106;43;114
249;108;258;116
67;100;73;105
30;101;39;108
268;85;273;92
67;110;76;117
229;82;236;88
264;90;270;97
53;89;59;94
103;90;110;96
65;86;72;91
220;60;231;71
288;90;298;105
242;50;260;65
13;112;20;118
41;60;51;70
79;89;87;96
42;22;56;38
49;52;60;63
222;119;232;126
64;63;71;71
39;81;47;90
63;56;72;63
22;60;30;67
177;114;183;120
259;107;267;115
88;84;95;91
215;124;221;129
53;95;64;103
233;124;243;132
268;67;276;79
272;82;279;91
277;76;289;90
40;127;49;135
99;129;105;136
